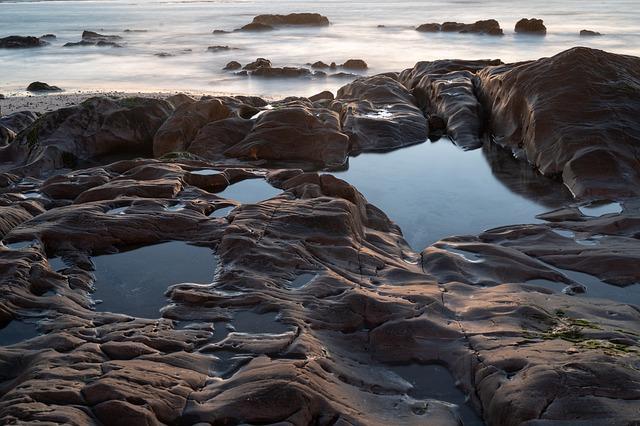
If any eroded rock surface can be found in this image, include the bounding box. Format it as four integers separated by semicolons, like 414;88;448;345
477;47;640;199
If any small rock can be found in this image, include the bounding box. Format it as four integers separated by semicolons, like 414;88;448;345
40;34;57;40
207;45;232;52
0;94;5;100
27;82;63;92
416;23;441;32
239;22;274;32
0;35;48;48
223;61;242;71
341;59;368;70
515;18;547;35
82;30;122;41
243;58;272;71
212;29;229;34
580;29;603;37
251;67;312;78
96;40;123;48
63;40;95;48
310;61;330;69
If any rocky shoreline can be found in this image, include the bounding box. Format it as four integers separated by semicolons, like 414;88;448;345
1;46;639;425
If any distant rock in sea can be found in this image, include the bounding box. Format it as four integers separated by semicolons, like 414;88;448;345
580;29;603;36
515;18;547;34
223;61;242;70
0;35;48;48
26;81;63;92
252;13;330;26
416;20;503;35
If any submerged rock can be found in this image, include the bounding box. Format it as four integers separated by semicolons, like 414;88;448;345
580;29;603;36
223;60;242;71
207;45;233;52
82;30;123;41
0;35;48;48
238;22;274;32
477;47;640;199
250;67;312;78
515;18;547;34
26;82;62;92
243;58;272;71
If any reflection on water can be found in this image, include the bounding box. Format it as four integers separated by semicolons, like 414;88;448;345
336;138;571;250
217;178;281;204
92;241;217;318
0;320;40;346
389;363;484;425
1;0;639;96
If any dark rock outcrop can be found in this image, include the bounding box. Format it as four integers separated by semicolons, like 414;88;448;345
0;97;173;176
26;82;62;92
239;22;274;32
580;29;603;36
477;47;640;199
0;35;48;48
515;18;547;34
341;59;368;70
82;30;122;41
223;61;242;71
416;20;503;35
251;67;312;78
251;13;330;27
336;75;428;152
243;58;272;71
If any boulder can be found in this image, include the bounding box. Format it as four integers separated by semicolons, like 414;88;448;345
310;61;330;69
0;35;48;48
153;99;231;157
336;75;428;152
580;29;602;36
223;61;242;71
341;59;368;70
239;22;274;32
243;58;272;71
251;13;330;26
476;47;640;199
309;91;334;102
224;104;350;167
27;82;62;92
515;18;546;34
0;97;173;176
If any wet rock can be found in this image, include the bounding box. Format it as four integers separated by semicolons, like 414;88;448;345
223;60;242;71
26;82;62;92
212;29;229;34
153;99;231;157
243;58;272;71
96;40;123;48
335;75;428;152
515;18;547;34
309;91;334;102
310;61;330;69
40;34;56;40
0;111;39;134
417;20;503;35
224;104;350;167
341;59;368;70
0;35;48;48
329;72;360;79
239;22;274;32
0;97;173;177
251;13;330;27
477;47;640;199
580;29;603;36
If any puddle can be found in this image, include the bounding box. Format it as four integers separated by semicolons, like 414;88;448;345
209;206;235;218
106;206;128;215
529;262;640;307
445;247;484;264
389;364;484;425
2;240;38;250
579;202;623;217
336;139;572;250
217;179;281;205
0;320;40;346
287;273;317;289
23;191;44;199
91;241;217;318
191;169;221;176
165;202;187;212
230;311;290;334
